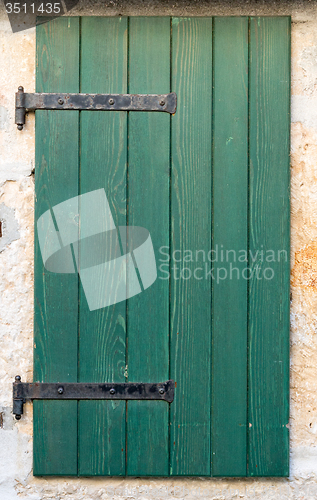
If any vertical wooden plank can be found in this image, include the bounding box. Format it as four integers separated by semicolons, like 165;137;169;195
78;17;128;476
211;17;248;477
127;17;170;476
34;17;79;475
248;17;290;477
170;17;212;476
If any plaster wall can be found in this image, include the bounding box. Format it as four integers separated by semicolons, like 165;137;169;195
1;1;317;499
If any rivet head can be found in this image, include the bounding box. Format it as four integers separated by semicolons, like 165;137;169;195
108;98;115;105
58;98;64;105
159;100;165;106
17;124;23;131
15;375;21;382
159;387;165;395
110;388;116;395
18;86;24;92
15;415;21;420
58;386;64;394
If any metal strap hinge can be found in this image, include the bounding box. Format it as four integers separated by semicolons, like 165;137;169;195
13;376;175;419
15;86;177;130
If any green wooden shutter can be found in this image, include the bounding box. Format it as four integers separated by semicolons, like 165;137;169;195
34;16;290;477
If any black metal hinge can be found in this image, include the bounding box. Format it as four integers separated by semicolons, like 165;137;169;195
13;376;175;419
15;86;177;130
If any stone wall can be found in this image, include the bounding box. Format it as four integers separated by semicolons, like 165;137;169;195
1;1;317;498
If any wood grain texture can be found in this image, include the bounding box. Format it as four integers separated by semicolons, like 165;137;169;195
78;17;128;476
248;17;290;477
126;17;170;476
170;17;212;476
34;17;79;475
211;17;248;477
33;16;290;477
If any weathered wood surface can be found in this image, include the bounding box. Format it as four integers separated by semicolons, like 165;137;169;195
127;17;170;476
212;16;248;477
34;16;290;477
34;17;80;475
170;17;213;476
79;17;128;476
248;16;290;477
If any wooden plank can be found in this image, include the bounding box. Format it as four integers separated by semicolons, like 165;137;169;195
211;17;248;477
33;17;79;476
78;17;128;476
248;17;290;477
170;17;212;476
126;17;170;476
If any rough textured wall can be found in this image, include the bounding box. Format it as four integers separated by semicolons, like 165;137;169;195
1;1;317;499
